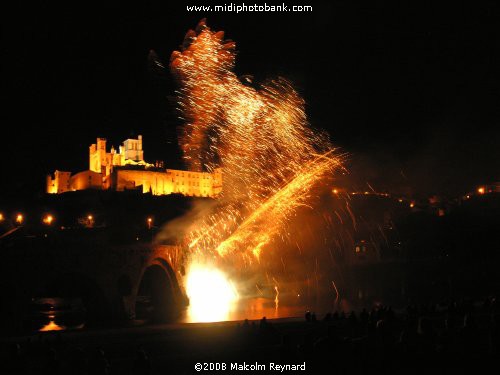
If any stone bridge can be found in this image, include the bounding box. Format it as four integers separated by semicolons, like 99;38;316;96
0;226;188;333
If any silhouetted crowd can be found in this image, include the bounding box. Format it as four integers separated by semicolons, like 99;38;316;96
4;339;150;375
2;297;499;374
239;297;500;373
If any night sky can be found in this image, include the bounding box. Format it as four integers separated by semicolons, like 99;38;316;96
3;1;499;200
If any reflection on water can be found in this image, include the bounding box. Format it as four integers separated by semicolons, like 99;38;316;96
28;298;86;332
181;295;350;323
39;315;65;331
16;260;493;332
184;299;236;323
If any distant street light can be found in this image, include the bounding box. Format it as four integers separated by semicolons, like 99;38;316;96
15;214;24;225
43;215;54;225
147;217;153;229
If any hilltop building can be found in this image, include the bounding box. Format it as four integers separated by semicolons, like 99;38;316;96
47;135;222;198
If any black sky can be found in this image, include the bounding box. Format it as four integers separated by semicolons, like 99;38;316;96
3;1;499;200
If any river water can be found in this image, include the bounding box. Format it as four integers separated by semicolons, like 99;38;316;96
27;258;496;332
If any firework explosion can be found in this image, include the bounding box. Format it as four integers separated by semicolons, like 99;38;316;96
169;20;344;305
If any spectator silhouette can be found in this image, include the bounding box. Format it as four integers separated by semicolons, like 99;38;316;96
305;311;311;322
42;348;60;375
348;311;358;325
314;324;348;372
459;314;482;355
298;332;314;362
332;311;339;321
5;343;26;375
91;348;111;375
69;347;88;375
417;317;437;354
489;314;499;355
279;334;296;362
132;348;152;375
439;314;458;356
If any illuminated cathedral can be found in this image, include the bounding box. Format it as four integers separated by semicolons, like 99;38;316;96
47;135;222;198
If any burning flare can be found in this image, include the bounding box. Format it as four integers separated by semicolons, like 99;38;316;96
185;263;238;322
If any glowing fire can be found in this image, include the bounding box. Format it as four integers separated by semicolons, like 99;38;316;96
185;263;238;322
166;19;345;316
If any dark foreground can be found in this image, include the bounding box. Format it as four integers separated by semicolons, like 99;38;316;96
2;298;499;374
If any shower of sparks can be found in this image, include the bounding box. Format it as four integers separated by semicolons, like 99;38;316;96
274;285;280;311
169;19;345;294
331;280;340;304
214;151;341;259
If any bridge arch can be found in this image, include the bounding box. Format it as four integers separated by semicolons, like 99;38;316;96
135;257;186;322
117;274;133;297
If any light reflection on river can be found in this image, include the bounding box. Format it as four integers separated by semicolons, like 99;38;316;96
30;298;86;332
180;295;352;323
39;315;65;331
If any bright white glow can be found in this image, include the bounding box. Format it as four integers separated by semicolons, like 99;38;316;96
185;264;238;322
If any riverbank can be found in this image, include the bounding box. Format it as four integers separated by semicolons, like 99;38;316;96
2;298;499;374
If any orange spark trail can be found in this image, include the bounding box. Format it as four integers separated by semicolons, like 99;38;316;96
169;19;345;273
215;151;342;259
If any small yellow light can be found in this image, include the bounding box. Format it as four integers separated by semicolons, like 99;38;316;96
409;202;415;208
0;213;3;221
16;214;24;224
87;215;93;221
332;189;338;194
43;215;54;225
477;187;485;195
